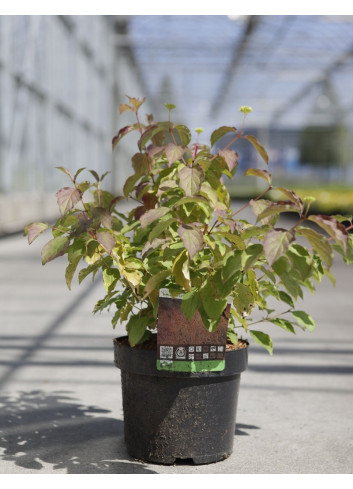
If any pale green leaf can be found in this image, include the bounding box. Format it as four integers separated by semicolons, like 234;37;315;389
140;207;171;227
210;126;237;147
143;270;170;298
243;134;269;164
292;310;315;332
245;168;272;184
171;249;191;292
165;143;185;165
250;330;273;354
177;224;204;260
297;226;333;268
178;166;202;196
263;229;295;267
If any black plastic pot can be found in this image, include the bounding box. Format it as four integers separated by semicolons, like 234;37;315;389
114;336;248;465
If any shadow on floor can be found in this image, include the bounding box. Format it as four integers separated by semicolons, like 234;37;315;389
0;390;156;474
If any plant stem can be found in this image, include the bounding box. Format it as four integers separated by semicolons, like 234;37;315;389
232;185;272;217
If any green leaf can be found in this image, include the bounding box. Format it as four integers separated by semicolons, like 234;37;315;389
25;222;49;244
127;314;151;347
308;214;348;254
198;305;222;332
279;271;303;299
173;124;191;146
178;166;203;196
270;318;296;334
291;310;315;332
41;236;70;265
287;245;312;281
230;307;248;331
148;217;176;242
297;226;333;268
241;243;263;270
221;251;242;282
123;173;141;198
232;283;254;316
250;330;273;354
56;187;82;216
278;290;294;308
181;289;200;320
243;134;269;164
138;122;169;150
140;207;171;227
263;229;295;267
143;270;170;298
103;268;120;292
132;153;149;176
96;231;116;254
257;201;300;221
210;126;237;147
165;143;185;165
200;278;228;320
227;329;239;345
177;224;204;260
65;239;86;289
249;199;278;225
172;249;191;292
216;232;245;250
245;168;272;185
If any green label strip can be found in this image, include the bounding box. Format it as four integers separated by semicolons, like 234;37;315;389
157;359;225;372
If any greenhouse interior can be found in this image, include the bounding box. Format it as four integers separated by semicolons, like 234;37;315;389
1;14;353;233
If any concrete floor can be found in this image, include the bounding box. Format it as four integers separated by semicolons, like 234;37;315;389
0;228;353;474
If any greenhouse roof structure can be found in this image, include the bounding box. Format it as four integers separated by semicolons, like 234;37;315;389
116;15;353;132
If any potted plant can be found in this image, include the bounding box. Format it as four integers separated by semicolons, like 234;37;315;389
25;96;353;465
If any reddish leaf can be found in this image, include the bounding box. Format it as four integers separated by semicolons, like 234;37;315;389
276;187;303;213
112;124;139;150
91;207;113;228
41;236;70;265
308;214;348;253
142;192;158;210
25;222;49;244
96;231;116;254
56;187;82;216
218;149;239;172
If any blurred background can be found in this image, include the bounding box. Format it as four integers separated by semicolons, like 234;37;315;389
1;14;353;235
